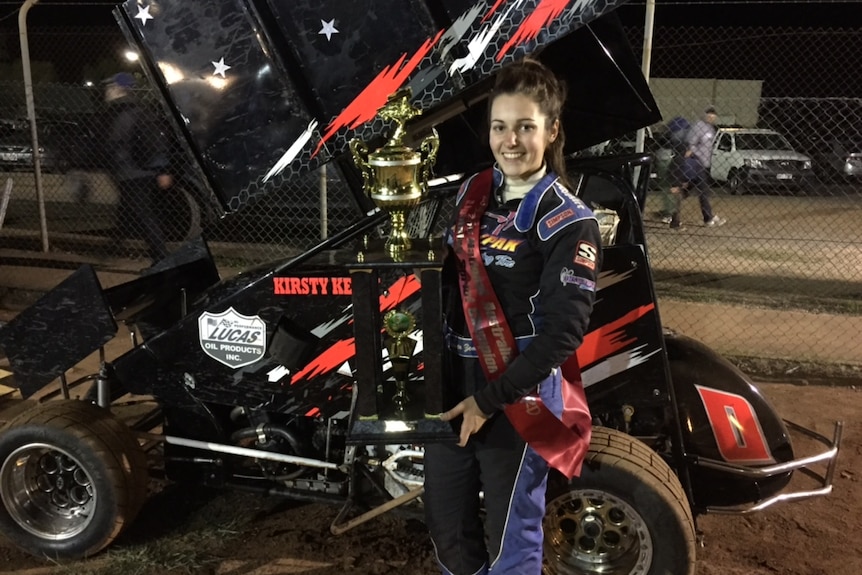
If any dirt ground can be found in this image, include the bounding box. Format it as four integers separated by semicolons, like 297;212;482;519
0;378;857;575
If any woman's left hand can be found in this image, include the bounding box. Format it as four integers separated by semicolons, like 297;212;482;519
441;396;490;447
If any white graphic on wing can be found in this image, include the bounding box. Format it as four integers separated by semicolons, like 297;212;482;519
448;1;522;75
565;0;598;18
263;119;320;183
267;365;291;383
581;345;661;388
438;2;484;61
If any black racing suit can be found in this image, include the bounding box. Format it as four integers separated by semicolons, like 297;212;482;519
425;166;601;574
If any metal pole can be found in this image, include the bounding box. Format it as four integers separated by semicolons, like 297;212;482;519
18;0;49;252
636;0;657;155
320;166;328;240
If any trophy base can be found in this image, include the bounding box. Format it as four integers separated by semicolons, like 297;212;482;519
347;378;458;444
347;416;457;445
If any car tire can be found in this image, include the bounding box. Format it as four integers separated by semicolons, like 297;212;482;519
728;169;745;195
543;426;696;575
0;400;149;560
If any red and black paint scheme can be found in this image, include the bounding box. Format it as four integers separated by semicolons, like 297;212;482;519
0;0;840;563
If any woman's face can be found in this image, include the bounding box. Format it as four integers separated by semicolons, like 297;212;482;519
489;92;558;181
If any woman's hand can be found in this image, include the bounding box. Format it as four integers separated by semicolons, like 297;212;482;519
441;396;490;447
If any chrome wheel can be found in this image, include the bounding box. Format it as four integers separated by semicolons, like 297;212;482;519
0;443;96;541
544;488;652;575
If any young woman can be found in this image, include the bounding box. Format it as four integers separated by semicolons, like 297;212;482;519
423;58;601;574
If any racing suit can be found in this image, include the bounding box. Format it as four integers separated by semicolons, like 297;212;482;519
424;166;601;574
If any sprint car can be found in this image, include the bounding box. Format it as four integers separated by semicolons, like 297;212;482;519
0;1;841;573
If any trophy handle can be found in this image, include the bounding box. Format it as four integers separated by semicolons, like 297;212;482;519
349;138;373;191
419;128;440;187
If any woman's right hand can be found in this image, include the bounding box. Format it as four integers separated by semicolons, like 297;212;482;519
441;396;490;447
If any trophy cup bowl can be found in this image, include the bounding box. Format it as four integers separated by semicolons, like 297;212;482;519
350;89;439;258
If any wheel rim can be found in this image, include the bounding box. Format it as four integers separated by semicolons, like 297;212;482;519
544;488;652;575
0;443;96;540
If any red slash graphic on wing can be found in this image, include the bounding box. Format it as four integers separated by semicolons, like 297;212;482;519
497;0;571;61
577;303;656;367
312;31;444;158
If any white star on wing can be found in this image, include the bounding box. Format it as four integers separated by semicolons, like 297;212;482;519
134;5;153;26
212;57;231;78
318;19;339;41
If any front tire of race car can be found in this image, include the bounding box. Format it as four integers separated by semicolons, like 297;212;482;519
543;426;696;575
0;400;149;560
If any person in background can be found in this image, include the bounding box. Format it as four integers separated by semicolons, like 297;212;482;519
685;106;726;226
104;72;173;264
423;58;598;574
664;116;692;229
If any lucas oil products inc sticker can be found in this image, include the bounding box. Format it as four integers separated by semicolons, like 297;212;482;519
198;307;266;368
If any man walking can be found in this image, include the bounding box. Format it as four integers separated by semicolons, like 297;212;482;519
104;72;173;264
685;106;726;227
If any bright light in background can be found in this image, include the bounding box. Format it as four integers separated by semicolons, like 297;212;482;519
123;50;139;62
158;61;185;85
207;76;229;91
84;81;94;87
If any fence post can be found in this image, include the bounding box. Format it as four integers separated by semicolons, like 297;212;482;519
320;167;328;240
18;0;49;252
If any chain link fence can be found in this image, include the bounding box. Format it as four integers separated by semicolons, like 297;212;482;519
612;8;862;366
0;18;359;265
1;2;861;366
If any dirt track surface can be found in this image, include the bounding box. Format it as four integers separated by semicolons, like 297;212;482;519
0;381;857;575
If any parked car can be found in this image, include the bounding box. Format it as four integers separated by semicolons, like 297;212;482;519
809;137;862;181
710;127;814;194
0;125;69;173
0;119;104;174
585;126;674;188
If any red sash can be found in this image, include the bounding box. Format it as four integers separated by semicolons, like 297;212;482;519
452;169;591;479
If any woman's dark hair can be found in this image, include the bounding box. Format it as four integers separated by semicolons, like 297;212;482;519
489;57;570;187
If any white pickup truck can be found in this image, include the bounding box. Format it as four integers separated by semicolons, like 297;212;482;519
710;127;813;193
710;128;813;194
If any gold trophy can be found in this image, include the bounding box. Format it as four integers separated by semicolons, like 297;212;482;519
349;88;439;257
344;88;452;439
383;309;417;415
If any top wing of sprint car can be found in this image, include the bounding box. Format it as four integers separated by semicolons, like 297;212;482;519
111;0;662;216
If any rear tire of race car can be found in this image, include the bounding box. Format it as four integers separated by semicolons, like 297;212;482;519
0;400;149;560
543;426;696;575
